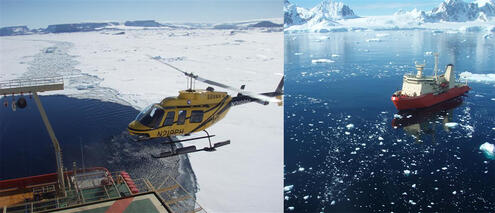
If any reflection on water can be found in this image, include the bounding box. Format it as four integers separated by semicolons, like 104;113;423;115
392;97;464;143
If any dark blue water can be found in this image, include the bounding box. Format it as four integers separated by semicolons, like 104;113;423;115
0;95;138;179
284;31;495;212
0;95;198;195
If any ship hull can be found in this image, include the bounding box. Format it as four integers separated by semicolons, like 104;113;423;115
391;86;470;111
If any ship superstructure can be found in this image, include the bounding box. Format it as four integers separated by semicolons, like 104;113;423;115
391;53;470;110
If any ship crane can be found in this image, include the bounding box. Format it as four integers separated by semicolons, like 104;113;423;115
0;77;66;196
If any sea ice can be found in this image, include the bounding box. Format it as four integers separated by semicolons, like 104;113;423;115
298;167;305;172
480;142;495;159
311;59;335;63
284;185;294;192
404;170;411;176
445;122;459;128
366;38;381;42
346;124;354;129
460;72;495;83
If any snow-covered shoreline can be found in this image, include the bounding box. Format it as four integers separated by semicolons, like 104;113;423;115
285;15;495;33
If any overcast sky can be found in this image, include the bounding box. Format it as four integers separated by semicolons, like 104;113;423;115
0;0;282;28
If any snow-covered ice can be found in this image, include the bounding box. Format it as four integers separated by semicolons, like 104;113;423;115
445;122;459;128
311;59;335;63
460;71;495;83
0;27;283;212
480;142;495;159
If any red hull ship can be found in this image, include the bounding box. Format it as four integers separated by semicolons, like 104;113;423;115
391;54;470;111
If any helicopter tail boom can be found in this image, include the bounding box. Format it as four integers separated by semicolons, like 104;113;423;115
231;77;284;106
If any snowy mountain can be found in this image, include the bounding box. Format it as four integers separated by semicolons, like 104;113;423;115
285;0;495;32
427;0;495;22
0;26;31;36
45;22;118;33
284;0;309;27
309;0;357;21
124;20;162;27
284;0;357;30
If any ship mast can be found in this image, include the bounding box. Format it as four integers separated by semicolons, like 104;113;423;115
0;77;66;196
434;53;439;81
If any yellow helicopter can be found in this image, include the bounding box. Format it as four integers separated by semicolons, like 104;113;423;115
127;56;284;158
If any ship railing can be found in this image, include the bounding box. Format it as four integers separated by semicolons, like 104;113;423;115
3;171;122;213
2;188;81;213
0;76;64;93
2;172;205;213
121;174;206;213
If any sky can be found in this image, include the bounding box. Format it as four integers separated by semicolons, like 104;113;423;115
290;0;449;16
0;0;282;28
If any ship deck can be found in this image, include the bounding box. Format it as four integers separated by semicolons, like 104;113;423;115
1;168;204;213
52;192;168;213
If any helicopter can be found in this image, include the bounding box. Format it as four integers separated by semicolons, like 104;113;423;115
127;56;284;158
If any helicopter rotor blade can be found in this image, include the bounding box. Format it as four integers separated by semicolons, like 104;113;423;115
148;55;281;103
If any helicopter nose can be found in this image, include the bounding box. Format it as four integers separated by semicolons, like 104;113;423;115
128;120;147;131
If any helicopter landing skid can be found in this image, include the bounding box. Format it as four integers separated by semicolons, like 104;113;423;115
160;134;216;145
151;130;230;158
151;140;230;158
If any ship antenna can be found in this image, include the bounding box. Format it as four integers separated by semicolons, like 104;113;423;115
434;53;439;81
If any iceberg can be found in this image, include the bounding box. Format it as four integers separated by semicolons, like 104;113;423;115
480;142;495;159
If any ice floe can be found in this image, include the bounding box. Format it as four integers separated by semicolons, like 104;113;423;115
311;59;335;63
480;142;495;159
445;122;459;128
460;71;495;83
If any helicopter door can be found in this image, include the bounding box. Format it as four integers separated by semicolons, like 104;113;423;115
163;111;175;126
177;110;187;125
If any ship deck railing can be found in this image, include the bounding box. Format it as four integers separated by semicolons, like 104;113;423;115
0;77;64;95
2;171;206;213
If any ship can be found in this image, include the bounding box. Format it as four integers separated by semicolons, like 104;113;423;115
391;53;470;111
0;77;205;213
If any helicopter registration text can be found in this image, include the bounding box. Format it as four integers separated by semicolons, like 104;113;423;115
157;129;185;137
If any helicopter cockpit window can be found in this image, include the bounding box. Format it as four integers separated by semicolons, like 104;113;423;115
177;110;187;125
137;105;164;128
190;110;204;123
163;111;175;126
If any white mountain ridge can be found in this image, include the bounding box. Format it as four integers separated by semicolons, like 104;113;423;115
285;0;495;32
284;0;357;29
